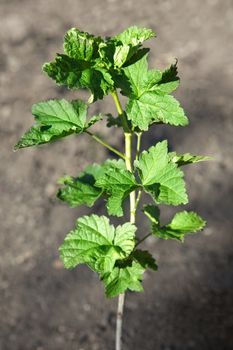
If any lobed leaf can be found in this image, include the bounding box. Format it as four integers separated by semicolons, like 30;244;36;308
59;214;136;274
136;140;188;205
64;28;102;61
153;211;206;242
119;55;187;130
133;249;158;271
169;152;213;166
14;99;96;149
106;113;123;128
127;93;188;130
103;249;157;298
58;159;137;215
43;28;112;100
57;163;105;208
43;55;114;101
152;60;179;94
43;54;90;89
95;161;139;217
43;26;155;101
97;26;155;70
120;54;148;97
113;26;155;46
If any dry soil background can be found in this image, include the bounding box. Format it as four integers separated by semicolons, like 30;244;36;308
0;0;233;349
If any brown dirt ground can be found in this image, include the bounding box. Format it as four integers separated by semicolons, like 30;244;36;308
0;0;233;349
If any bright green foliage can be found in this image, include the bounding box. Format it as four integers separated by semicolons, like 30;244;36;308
43;28;114;101
113;26;155;46
103;249;157;298
119;56;188;130
136;140;188;205
95;161;139;217
64;29;102;61
43;54;114;102
15;25;210;300
59;214;136;273
169;152;212;166
145;207;206;242
98;26;155;70
57;163;104;207
43;26;155;101
110;26;155;68
14;99;98;149
58;159;138;216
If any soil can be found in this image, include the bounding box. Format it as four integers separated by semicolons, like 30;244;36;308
0;0;233;349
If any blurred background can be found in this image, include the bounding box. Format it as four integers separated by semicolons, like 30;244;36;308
0;0;233;349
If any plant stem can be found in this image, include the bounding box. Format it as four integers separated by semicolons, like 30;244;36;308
125;132;136;223
85;131;126;160
135;190;142;212
111;90;137;350
116;293;125;350
111;90;130;132
115;132;135;350
135;132;142;161
135;232;152;247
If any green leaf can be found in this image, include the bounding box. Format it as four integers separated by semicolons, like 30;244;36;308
43;28;114;101
57;159;130;213
113;26;155;46
59;214;136;273
81;67;114;101
143;204;160;224
42;26;156;100
112;26;155;68
113;44;131;68
127;93;188;130
64;28;102;61
152;60;179;94
133;249;158;271
97;26;155;70
122;56;180;98
106;113;123;128
14;125;72;149
14;99;91;149
169;152;213;166
120;55;187;130
43;55;114;101
136;140;188;205
120;54;148;97
103;249;157;298
123;48;150;68
95;161;139;217
43;54;91;89
85;114;103;128
153;211;206;242
32;99;87;130
57;163;105;208
103;260;144;298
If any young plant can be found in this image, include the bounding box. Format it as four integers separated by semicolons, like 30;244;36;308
15;26;210;350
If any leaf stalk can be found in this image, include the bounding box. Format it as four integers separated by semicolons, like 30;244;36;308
85;131;126;160
135;232;152;248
